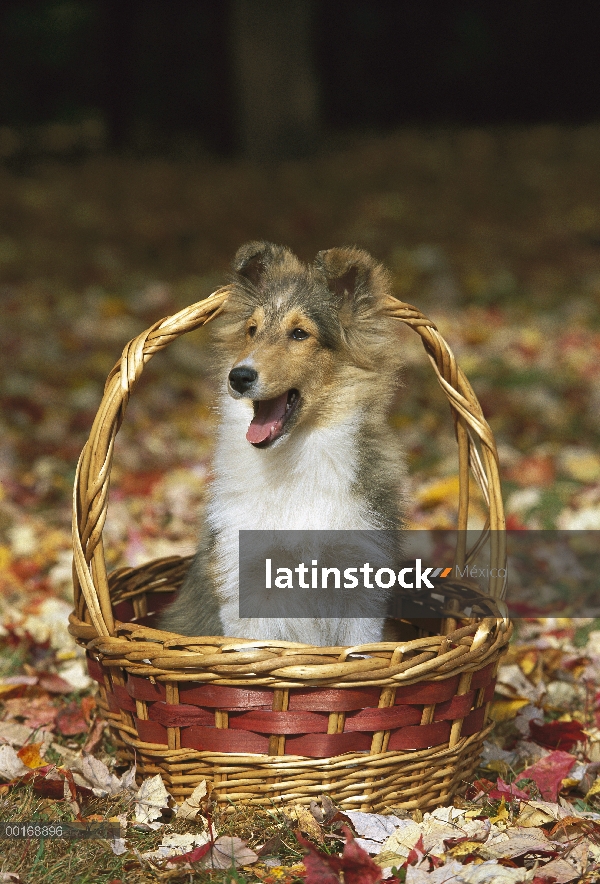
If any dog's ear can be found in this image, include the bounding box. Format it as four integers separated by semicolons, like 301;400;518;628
233;241;289;289
314;247;389;307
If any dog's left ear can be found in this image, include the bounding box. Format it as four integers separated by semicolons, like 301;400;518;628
314;247;389;308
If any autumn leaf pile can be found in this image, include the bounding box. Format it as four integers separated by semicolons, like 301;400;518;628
0;124;599;881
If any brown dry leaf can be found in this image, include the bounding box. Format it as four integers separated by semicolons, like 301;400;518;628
37;672;75;694
175;780;208;821
81;716;105;754
2;696;57;729
481;830;557;860
515;803;560;827
534;856;583;883
205;836;258;869
286;804;325;843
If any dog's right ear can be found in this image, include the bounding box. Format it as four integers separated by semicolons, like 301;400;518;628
314;247;390;310
233;241;287;289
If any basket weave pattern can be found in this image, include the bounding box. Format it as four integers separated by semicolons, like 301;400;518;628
70;288;511;811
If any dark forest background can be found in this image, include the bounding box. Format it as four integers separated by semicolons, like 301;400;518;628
1;0;600;160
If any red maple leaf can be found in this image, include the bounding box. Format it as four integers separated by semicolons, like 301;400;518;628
298;825;382;884
529;719;584;751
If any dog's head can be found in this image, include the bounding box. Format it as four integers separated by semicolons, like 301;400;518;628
218;241;399;448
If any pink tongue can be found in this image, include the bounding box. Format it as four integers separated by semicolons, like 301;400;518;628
246;392;289;444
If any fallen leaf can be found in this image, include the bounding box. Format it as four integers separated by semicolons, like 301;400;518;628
532;857;582;883
0;721;52;752
0;745;29;780
204;836;259;870
80;755;136;798
17;743;45;769
529;720;585;751
489;699;530;722
405;862;469;884
80;754;121;797
82;716;105;754
506;454;555;487
56;702;88;735
310;795;341;825
286;804;325;843
164;841;212;865
417;476;460;509
37;672;75;694
496;665;544;704
488;797;510;824
143;831;210;862
80;695;96;723
520;751;577;802
488;777;530;801
457;862;537;882
299;827;381;884
3;696;57;730
175;780;208;821
516;802;562;827
346;810;403;854
481;831;557;860
134;773;171;824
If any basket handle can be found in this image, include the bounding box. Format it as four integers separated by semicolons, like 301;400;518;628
72;289;505;637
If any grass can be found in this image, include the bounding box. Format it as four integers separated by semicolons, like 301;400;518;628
0;784;315;883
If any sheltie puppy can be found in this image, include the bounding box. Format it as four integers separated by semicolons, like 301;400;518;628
159;241;406;644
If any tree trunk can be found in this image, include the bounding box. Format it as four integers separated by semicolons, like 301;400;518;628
230;0;319;161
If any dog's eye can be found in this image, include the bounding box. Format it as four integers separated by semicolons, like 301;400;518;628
247;325;257;338
291;328;309;340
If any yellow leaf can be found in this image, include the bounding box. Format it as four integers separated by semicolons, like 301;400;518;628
0;545;11;571
17;743;45;769
516;805;557;827
448;841;485;857
489;698;529;722
417;477;460;508
561;450;600;483
561;778;579;790
585;776;600;801
489;798;509;824
518;651;538;676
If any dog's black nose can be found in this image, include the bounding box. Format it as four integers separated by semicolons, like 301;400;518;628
229;366;258;394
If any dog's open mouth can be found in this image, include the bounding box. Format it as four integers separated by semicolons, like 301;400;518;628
246;389;300;447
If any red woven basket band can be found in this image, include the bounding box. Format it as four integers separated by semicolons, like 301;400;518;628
132;701;489;756
134;704;488;756
179;682;275;708
121;681;494;732
112;684;137;713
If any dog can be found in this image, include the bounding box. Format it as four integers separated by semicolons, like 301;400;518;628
159;241;406;645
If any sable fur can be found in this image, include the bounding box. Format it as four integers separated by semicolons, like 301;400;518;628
159;241;406;644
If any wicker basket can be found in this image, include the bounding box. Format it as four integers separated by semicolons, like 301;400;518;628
69;287;511;812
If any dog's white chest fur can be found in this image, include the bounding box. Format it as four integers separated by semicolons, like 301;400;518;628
207;395;383;644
